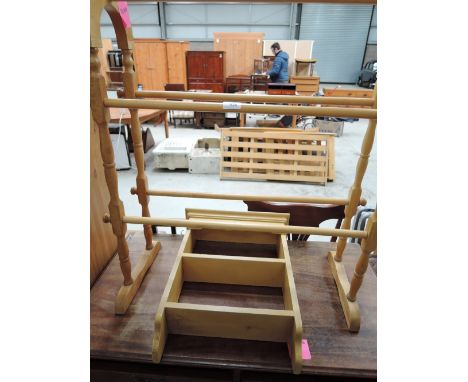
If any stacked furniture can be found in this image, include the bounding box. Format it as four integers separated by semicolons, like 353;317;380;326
250;73;269;91
201;112;225;128
106;49;124;87
164;83;195;127
254;58;273;74
267;83;296;95
186;51;225;93
225;74;251;93
295;59;317;76
290;59;320;96
290;76;320;95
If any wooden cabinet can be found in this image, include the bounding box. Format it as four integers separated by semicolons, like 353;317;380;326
166;42;189;84
290;76;320;95
322;88;374;108
225;75;251;93
214;32;264;77
267;83;296;95
133;39;189;90
186;51;225;93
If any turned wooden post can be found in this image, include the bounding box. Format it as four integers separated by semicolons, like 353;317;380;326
347;211;377;302
334;84;377;262
163;111;169;138
91;47;133;285
122;49;154;250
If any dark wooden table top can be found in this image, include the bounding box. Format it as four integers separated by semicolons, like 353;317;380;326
91;231;376;379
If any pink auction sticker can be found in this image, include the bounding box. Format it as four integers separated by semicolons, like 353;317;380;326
118;1;131;29
302;339;312;360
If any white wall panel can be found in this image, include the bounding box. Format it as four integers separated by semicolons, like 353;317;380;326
250;26;290;40
251;4;291;25
100;3;161;40
165;3;292;40
299;4;373;83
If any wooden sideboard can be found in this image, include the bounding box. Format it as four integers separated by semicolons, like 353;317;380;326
323;88;374;108
186;51;225;93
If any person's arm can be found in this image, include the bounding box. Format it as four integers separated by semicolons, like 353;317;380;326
267;56;281;77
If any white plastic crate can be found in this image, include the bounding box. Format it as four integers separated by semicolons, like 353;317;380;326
152;138;196;170
189;138;221;174
312;119;344;137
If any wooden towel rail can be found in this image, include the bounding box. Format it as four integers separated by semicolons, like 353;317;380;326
104;98;377;119
135;90;374;107
120;215;368;240
130;187;367;206
91;0;377;372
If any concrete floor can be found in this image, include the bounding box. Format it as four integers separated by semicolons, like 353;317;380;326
117;115;376;240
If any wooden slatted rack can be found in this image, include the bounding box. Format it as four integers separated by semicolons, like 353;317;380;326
220;128;334;184
153;209;303;374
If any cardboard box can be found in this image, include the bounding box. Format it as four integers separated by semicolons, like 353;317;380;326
312;119;344;137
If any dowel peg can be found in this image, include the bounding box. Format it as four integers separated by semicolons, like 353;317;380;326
130;187;137;195
103;214;111;223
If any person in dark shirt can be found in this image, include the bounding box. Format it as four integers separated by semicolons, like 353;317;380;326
267;42;289;83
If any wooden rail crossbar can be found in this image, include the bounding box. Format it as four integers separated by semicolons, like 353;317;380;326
104;98;377;119
130;187;367;206
121;215;368;239
135;90;374;107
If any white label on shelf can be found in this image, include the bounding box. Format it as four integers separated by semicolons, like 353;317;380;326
223;102;241;110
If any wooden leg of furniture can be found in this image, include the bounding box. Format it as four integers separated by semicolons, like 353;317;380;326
122;49;154;251
164;111;169;138
328;211;377;332
291;104;297;128
91;47;133;287
279;234;303;374
92;48;159;315
153;210;303;374
334;86;377;262
327;250;360;332
347;212;377;302
116;240;161;314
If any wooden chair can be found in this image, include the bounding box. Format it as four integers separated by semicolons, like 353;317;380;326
244;201;345;241
164;83;195;127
